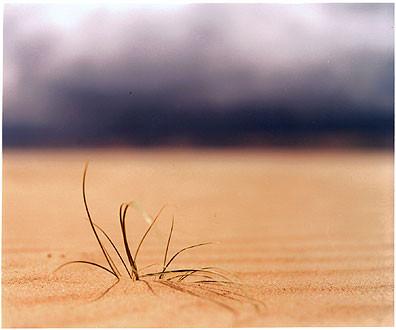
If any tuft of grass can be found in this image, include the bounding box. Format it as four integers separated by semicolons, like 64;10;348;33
55;162;229;284
54;162;264;312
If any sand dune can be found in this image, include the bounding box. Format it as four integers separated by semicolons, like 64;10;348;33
2;149;393;327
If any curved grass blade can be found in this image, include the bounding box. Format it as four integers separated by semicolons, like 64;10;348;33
91;278;120;302
159;216;174;279
86;218;132;279
82;163;119;278
122;202;139;278
178;269;199;281
176;269;214;282
119;203;135;277
204;266;240;280
134;205;167;263
138;263;159;272
161;242;212;275
141;267;230;282
54;260;116;277
183;269;233;282
82;216;125;278
166;272;214;282
141;268;202;278
119;202;139;279
140;279;156;295
102;244;121;277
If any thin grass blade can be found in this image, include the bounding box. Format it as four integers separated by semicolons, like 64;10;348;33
54;260;116;277
82;163;118;277
87;218;132;278
159;216;174;279
102;243;121;277
162;242;212;274
133;205;167;262
119;202;139;279
91;278;120;301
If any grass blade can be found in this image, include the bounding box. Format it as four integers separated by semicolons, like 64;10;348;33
102;243;121;277
141;268;202;278
166;272;214;282
159;216;174;279
138;263;159;272
119;202;139;279
91;278;120;301
140;279;156;295
54;260;116;277
162;242;212;274
177;269;210;282
82;163;119;278
89;219;132;279
133;205;166;263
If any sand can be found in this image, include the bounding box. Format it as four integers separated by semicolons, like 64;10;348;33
2;149;393;327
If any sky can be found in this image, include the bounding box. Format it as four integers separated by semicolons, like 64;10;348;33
3;3;394;147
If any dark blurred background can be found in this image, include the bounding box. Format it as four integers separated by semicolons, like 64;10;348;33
4;3;394;149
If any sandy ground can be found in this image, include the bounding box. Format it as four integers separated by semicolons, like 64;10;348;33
2;149;393;327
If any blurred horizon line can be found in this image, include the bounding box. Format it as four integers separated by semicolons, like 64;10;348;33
4;109;393;149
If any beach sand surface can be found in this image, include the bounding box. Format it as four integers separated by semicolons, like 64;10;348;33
2;149;393;327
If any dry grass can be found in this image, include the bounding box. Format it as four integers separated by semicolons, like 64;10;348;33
54;162;262;312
